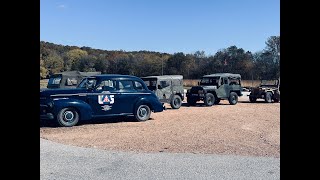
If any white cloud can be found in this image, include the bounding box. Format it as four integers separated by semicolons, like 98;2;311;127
58;4;66;9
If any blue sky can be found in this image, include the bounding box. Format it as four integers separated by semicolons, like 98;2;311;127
40;0;279;55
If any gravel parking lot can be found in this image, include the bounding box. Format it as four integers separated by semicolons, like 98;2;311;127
40;94;280;158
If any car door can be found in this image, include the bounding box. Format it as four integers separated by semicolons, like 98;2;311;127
86;79;119;116
114;80;140;114
217;77;229;98
156;80;172;102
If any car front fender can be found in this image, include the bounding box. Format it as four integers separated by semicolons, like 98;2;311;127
51;98;93;120
134;96;164;113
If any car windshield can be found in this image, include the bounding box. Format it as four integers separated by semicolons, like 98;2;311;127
200;77;219;86
260;80;279;86
77;77;97;89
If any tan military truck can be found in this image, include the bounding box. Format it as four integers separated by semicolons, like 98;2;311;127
141;75;184;109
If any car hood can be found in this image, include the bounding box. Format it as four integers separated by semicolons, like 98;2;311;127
40;88;88;97
201;85;217;90
191;85;217;90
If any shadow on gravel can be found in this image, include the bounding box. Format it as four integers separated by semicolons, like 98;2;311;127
181;102;237;107
239;101;280;104
40;116;142;128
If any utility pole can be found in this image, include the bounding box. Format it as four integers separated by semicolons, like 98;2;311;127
161;58;164;75
251;73;253;88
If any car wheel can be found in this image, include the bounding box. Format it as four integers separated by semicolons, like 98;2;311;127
265;92;272;103
57;107;79;127
228;92;238;105
249;96;257;103
170;95;182;109
135;105;151;122
187;97;197;106
204;93;215;106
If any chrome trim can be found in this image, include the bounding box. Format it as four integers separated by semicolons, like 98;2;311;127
50;92;151;97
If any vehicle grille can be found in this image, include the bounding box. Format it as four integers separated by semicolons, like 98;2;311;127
190;87;202;94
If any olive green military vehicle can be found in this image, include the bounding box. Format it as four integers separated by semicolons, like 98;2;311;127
141;75;184;109
248;79;280;103
47;71;101;89
186;73;242;106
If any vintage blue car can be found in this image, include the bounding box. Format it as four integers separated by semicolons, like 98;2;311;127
40;74;165;127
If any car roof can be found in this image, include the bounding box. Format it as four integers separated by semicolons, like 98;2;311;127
87;74;143;81
203;73;241;78
141;75;183;80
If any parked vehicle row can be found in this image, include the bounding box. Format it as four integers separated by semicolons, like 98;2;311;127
40;73;280;127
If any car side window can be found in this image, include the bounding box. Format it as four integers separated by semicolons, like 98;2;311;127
119;80;134;90
65;78;78;86
134;81;145;91
229;78;240;85
160;81;170;88
96;80;116;91
172;80;182;86
224;78;228;85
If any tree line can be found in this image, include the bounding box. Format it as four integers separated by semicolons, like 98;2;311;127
40;36;279;80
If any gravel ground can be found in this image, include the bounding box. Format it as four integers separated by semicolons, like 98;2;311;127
40;95;280;158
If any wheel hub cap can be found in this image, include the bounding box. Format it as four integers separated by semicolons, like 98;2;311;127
64;111;74;121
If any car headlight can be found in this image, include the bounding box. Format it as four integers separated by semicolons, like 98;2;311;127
47;101;54;108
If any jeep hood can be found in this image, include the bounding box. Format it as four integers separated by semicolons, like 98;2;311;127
192;86;217;90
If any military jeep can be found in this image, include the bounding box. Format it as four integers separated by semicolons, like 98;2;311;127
47;71;101;89
186;73;242;106
141;75;184;109
248;79;280;103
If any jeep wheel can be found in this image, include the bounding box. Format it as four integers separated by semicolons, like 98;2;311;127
57;107;79;127
215;98;221;104
135;105;151;122
204;93;215;106
228;92;238;105
265;92;272;103
170;95;182;109
187;97;197;106
249;97;257;103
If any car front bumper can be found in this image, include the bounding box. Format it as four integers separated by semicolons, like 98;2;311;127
40;113;54;120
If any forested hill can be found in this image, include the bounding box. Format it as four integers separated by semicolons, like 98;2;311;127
40;36;279;80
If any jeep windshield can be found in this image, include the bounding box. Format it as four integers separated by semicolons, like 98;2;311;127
260;80;279;87
77;77;97;89
142;78;157;91
200;77;219;86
